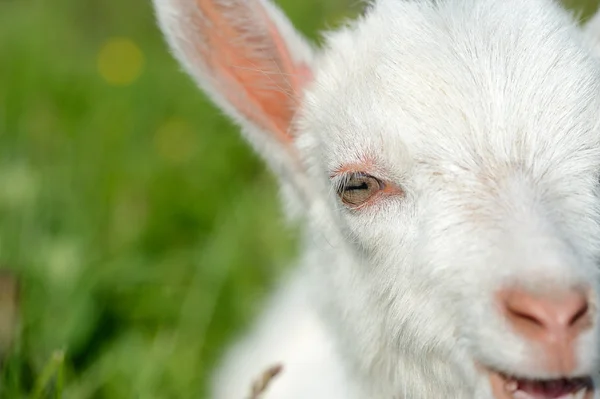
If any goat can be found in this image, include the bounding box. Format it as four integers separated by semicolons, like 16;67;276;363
153;0;600;397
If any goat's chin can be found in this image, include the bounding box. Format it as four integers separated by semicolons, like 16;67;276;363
485;368;594;399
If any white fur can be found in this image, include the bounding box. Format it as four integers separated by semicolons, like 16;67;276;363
584;6;600;57
153;0;600;398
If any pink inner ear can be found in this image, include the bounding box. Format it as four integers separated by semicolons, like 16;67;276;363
296;63;313;87
194;0;312;143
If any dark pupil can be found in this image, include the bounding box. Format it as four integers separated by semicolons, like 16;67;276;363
346;181;369;191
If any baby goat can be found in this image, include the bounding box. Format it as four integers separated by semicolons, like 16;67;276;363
153;0;600;397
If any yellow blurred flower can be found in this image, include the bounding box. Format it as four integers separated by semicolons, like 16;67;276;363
98;37;145;86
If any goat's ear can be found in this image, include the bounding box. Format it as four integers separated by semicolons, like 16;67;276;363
583;8;600;57
153;0;314;179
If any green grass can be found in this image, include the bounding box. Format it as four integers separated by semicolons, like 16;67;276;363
0;0;598;397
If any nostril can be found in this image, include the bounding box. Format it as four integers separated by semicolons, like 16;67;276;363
507;306;545;329
503;295;547;337
567;297;589;330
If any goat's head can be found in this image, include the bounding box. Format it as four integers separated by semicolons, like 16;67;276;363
154;0;600;397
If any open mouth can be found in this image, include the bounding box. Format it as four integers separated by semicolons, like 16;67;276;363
489;370;593;399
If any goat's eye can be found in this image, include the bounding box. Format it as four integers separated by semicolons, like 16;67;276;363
338;173;384;207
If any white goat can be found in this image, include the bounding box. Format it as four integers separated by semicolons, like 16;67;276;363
153;0;600;398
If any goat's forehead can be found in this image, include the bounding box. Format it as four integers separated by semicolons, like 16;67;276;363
302;0;600;176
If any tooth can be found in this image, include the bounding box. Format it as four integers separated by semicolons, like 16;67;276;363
512;391;533;399
505;381;518;393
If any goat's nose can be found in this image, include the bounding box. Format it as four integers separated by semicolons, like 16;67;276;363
498;287;592;373
501;288;590;338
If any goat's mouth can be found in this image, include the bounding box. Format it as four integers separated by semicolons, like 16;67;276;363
488;370;593;399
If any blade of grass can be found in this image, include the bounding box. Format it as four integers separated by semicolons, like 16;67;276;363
31;350;65;399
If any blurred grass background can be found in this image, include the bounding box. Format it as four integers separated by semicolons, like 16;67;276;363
0;0;598;398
